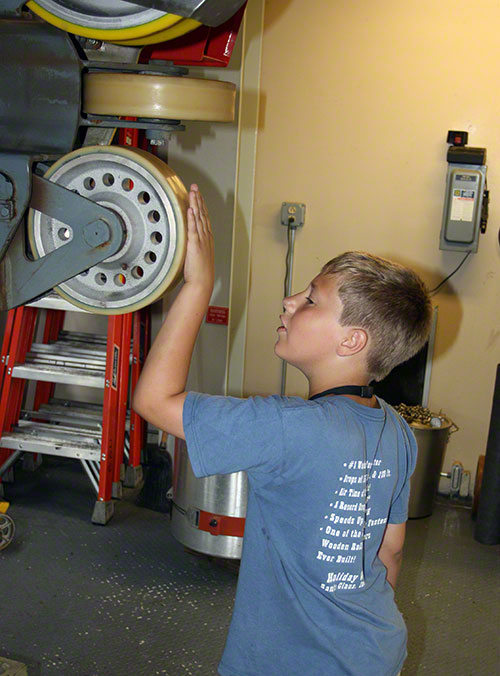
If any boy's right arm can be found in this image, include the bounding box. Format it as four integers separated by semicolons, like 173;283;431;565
131;185;214;440
378;522;406;589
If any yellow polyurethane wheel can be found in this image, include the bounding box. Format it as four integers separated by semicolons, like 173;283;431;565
83;72;236;122
26;1;183;42
28;145;188;315
112;18;201;46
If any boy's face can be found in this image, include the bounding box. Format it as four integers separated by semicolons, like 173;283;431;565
275;273;347;374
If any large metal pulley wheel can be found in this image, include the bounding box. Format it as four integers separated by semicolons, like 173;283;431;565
28;146;188;315
26;1;201;43
0;513;15;551
83;72;236;122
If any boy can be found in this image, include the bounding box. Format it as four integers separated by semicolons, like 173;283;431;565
133;185;432;676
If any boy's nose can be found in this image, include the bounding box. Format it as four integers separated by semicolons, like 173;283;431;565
283;295;295;312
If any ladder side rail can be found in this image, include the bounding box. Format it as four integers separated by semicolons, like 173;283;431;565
0;309;19;479
8;307;38;432
96;314;123;504
113;312;133;493
129;306;151;468
0;307;37;483
0;307;35;435
0;309;16;393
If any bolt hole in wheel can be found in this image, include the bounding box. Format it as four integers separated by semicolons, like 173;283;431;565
28;146;188;314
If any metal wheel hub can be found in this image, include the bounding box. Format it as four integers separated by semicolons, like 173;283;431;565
29;147;188;314
0;513;15;551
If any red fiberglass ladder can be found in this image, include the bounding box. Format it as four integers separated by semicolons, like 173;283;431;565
0;296;150;524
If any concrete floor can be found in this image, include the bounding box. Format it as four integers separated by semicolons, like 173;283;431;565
1;456;499;675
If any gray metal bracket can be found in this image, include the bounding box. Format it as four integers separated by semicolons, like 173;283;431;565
82;60;188;77
80;115;185;133
0;174;125;310
0;153;33;261
0;0;25;15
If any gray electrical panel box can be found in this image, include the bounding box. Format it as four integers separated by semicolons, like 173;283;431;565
440;137;487;253
440;165;486;252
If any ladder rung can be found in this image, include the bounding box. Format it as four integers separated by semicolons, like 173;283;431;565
11;363;105;387
37;403;104;420
0;429;101;461
58;331;108;346
48;398;103;412
24;353;106;369
31;341;107;357
33;403;131;431
21;409;103;431
29;342;106;359
15;419;101;439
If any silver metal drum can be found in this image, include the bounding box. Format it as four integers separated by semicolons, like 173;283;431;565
172;439;247;559
408;417;452;518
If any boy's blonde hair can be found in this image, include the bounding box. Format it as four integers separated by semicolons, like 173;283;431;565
321;252;432;382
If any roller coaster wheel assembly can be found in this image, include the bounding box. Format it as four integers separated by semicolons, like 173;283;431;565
28;145;189;315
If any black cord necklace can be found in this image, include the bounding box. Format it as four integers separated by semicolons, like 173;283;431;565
308;385;374;401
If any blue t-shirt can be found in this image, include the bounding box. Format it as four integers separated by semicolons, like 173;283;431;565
183;393;417;676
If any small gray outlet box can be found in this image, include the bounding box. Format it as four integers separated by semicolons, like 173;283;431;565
281;202;305;227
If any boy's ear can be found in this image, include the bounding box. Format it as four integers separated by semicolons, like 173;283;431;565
337;329;368;356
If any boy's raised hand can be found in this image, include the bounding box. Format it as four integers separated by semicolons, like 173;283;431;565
131;183;215;439
184;184;214;295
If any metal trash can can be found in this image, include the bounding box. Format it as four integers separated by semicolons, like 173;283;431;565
171;438;247;559
408;417;453;518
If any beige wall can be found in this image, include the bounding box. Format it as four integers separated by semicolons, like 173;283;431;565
242;0;500;482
